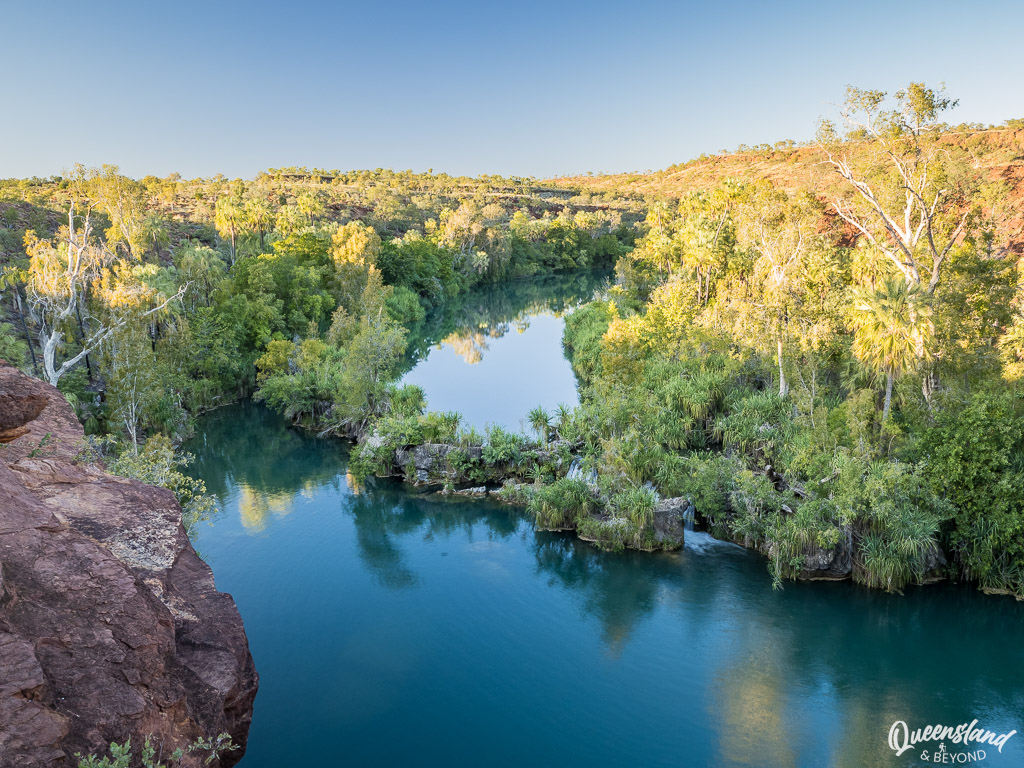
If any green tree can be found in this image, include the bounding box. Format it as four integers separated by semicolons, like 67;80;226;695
243;196;274;250
527;405;552;446
174;242;226;311
214;195;244;264
86;165;150;260
850;279;934;421
819;83;975;295
109;435;217;536
24;204;182;386
296;190;325;225
332;270;407;427
104;318;159;451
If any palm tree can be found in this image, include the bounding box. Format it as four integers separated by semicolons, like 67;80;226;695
296;190;324;225
850;279;934;421
554;402;573;439
145;214;169;258
244;197;274;251
214;196;243;264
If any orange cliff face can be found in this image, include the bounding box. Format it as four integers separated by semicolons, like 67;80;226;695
0;361;258;768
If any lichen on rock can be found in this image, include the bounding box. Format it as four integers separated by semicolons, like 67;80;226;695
0;362;258;767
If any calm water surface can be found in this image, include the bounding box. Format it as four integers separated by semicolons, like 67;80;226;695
399;271;609;431
186;403;1024;768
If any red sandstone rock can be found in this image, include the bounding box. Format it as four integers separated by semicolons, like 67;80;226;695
0;363;257;767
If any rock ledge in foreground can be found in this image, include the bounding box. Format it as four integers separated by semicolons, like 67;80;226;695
0;362;258;768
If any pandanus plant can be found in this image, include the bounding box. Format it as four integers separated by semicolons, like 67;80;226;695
527;405;552;446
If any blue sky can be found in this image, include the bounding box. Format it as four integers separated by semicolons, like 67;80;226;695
3;0;1022;179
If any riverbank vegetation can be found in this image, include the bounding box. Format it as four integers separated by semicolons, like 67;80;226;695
0;166;637;512
2;82;1022;596
554;85;1024;596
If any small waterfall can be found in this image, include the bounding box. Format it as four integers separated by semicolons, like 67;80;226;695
679;500;746;553
566;458;597;485
566;458;583;480
682;501;696;532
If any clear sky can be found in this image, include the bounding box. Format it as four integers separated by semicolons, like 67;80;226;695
3;0;1022;179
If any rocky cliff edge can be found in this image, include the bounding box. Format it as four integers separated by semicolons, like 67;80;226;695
0;362;257;767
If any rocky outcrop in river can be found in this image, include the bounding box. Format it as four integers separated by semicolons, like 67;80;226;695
0;362;257;767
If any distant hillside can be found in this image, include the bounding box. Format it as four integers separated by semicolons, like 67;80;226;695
549;127;1024;254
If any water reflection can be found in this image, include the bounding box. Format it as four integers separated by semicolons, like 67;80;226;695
347;492;420;590
399;272;610;431
236;486;294;532
185;403;1024;768
530;536;663;653
187;400;346;504
403;269;612;369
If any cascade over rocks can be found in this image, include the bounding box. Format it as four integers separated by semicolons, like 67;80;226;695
0;362;258;767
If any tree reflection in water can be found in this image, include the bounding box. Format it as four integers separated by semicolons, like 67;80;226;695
186;400;1024;768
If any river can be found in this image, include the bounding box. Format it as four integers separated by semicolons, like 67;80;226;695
184;276;1024;768
398;270;610;431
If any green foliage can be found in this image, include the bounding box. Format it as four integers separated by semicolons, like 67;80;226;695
0;321;29;369
76;733;237;768
920;390;1024;596
349;414;423;479
572;485;659;552
839;458;951;592
562;300;615;385
387;384;427;418
386;284;426;326
481;424;529;466
420;410;461;443
575;516;634;552
526;405;551;445
714;391;790;461
674;452;741;532
610;486;656;529
109;435;217;537
528;477;597;529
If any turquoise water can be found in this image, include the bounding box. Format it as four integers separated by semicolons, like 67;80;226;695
187;402;1024;768
400;272;610;431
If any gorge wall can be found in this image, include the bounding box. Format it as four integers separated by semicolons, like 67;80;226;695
0;362;258;767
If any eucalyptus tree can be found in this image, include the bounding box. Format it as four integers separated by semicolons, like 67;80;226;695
740;184;818;397
675;183;741;306
818;83;975;295
104;314;159;451
23;202;184;387
331;220;381;266
86;164;151;260
436;200;509;277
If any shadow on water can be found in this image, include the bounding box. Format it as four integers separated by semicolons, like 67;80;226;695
186;402;1024;768
344;485;523;591
186;400;347;508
